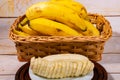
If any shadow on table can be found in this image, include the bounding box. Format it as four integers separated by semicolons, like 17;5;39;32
108;74;114;80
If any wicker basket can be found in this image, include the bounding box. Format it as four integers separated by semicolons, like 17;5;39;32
9;14;112;62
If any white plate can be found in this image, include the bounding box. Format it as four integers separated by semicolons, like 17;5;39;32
29;68;94;80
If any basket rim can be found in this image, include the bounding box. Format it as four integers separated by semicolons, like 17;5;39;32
9;13;112;43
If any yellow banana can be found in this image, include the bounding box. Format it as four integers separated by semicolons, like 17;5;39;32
80;19;100;36
29;18;82;36
49;0;87;18
20;17;29;26
26;2;87;31
13;29;30;37
18;23;38;35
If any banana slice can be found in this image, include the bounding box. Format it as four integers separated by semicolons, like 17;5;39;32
61;61;66;78
75;61;82;77
51;61;57;78
65;61;70;77
47;61;55;78
37;59;45;76
83;61;94;76
41;60;48;77
30;57;35;69
71;61;77;77
88;62;94;74
55;61;61;78
69;61;74;77
36;57;41;74
82;60;89;76
33;58;38;74
35;57;39;74
44;61;50;78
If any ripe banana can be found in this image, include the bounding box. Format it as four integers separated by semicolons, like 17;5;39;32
49;0;87;19
18;23;38;35
29;18;82;36
13;29;30;37
80;19;100;36
26;2;87;31
20;17;29;26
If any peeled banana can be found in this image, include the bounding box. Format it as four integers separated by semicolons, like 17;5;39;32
26;2;87;31
30;54;94;79
29;18;82;36
49;0;87;18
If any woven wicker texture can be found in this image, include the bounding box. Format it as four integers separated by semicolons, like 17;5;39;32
9;14;112;62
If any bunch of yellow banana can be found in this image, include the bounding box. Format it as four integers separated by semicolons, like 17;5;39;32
15;17;39;37
14;0;100;37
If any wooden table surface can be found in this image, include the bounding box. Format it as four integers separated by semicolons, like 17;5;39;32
0;0;120;80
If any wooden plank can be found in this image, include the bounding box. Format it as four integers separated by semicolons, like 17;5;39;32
105;17;120;37
108;74;120;80
100;63;120;73
0;0;120;17
0;18;16;38
0;0;15;17
100;54;120;63
104;37;120;53
0;55;26;74
0;39;16;54
0;74;120;80
0;55;120;74
79;0;120;16
0;0;47;17
0;75;14;80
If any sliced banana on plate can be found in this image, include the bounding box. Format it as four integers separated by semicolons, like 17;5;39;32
30;54;94;79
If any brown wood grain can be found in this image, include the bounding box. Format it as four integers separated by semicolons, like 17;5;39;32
0;39;16;54
0;55;25;75
0;18;16;38
0;0;120;17
0;75;15;80
108;74;120;80
0;55;119;74
1;74;120;80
